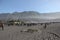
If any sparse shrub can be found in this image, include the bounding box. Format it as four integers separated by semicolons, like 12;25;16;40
27;29;38;33
20;29;38;33
20;30;23;32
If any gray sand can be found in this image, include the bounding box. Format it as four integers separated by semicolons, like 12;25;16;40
0;23;60;40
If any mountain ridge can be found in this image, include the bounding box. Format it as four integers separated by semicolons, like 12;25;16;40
0;11;60;23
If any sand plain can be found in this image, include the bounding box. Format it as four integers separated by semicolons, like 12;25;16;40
0;23;60;40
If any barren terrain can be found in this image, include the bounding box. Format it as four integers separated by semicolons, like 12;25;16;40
0;23;60;40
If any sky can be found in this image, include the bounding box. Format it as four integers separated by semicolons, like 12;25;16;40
0;0;60;13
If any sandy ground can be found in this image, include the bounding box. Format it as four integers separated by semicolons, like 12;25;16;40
0;23;60;40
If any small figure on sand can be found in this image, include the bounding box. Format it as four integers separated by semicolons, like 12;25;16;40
0;21;4;30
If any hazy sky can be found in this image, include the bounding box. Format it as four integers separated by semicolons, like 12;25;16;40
0;0;60;13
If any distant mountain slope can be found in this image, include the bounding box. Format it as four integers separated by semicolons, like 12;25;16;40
0;11;60;23
0;13;10;20
0;11;41;23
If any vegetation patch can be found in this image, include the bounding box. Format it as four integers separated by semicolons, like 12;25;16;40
20;29;38;33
